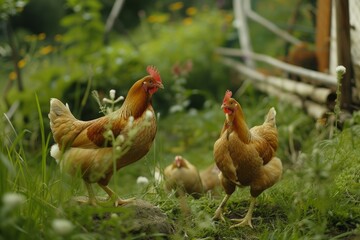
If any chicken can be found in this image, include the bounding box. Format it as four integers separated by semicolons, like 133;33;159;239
164;155;203;198
212;90;282;228
49;66;164;206
200;163;221;193
286;42;318;81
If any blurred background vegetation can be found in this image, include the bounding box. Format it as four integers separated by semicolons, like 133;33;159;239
0;0;318;151
1;0;359;239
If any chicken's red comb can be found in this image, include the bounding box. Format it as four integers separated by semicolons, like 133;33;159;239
146;65;162;83
223;90;232;103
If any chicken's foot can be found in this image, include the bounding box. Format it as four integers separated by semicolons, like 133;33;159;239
212;194;231;222
98;183;135;207
230;197;256;228
71;182;99;206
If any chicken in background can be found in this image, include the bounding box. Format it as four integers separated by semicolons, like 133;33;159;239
212;90;282;228
164;155;204;198
200;163;221;194
286;42;318;81
49;66;163;206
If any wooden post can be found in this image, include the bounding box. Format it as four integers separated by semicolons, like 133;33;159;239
233;0;255;68
335;0;352;109
316;0;332;73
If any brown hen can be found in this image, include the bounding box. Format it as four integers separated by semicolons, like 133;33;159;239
49;66;163;206
164;155;204;198
212;90;282;228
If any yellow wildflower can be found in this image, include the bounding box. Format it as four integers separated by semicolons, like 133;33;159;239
38;33;46;40
54;34;63;42
147;14;169;23
9;71;17;81
169;2;183;11
17;59;26;69
186;7;197;16
39;45;54;55
224;13;233;24
183;17;193;25
25;34;37;42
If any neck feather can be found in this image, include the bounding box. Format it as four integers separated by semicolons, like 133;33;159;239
232;104;251;143
121;80;150;118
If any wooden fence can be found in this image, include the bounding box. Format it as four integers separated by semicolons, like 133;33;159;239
218;0;359;120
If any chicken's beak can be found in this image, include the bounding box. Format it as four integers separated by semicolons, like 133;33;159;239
157;82;164;89
222;104;233;114
175;156;182;168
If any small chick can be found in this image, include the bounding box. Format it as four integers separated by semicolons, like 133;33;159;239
164;155;203;198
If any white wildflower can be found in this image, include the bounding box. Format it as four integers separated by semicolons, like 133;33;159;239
50;144;61;164
16;1;27;8
52;218;74;236
2;192;26;210
115;57;123;65
169;105;183;113
145;110;153;120
115;96;124;102
335;65;346;75
136;176;149;186
154;169;163;184
109;89;116;100
103;98;112;104
115;146;121;153
104;129;113;139
128;116;134;127
188;108;198;116
116;134;125;143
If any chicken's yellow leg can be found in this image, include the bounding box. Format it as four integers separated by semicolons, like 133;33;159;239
212;194;231;222
85;182;98;206
230;197;256;228
72;182;98;206
98;183;135;207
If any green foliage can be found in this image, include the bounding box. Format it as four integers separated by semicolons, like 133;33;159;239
0;0;27;20
60;0;104;60
136;8;231;98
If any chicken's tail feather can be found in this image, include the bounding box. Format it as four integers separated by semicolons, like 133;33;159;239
50;144;61;164
48;98;77;145
264;107;276;126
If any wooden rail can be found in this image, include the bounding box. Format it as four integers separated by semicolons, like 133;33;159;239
216;47;338;87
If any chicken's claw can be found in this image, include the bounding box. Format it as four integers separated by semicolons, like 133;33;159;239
113;197;135;207
230;217;253;228
212;208;226;222
71;196;99;206
229;197;256;228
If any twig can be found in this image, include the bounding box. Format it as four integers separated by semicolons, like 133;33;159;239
104;0;125;45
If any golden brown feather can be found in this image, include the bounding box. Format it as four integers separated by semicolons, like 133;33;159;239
164;155;204;198
199;163;221;194
212;90;282;228
49;66;163;206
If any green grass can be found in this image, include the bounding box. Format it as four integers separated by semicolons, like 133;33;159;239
1;88;359;240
